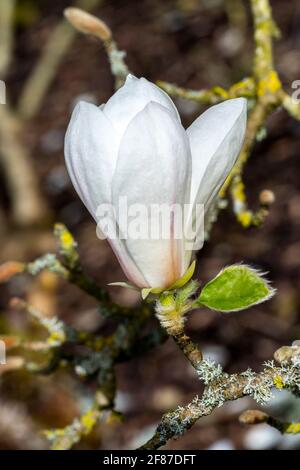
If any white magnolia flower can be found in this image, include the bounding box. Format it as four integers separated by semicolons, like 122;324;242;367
65;75;247;290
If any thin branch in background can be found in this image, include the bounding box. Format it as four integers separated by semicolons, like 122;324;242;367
0;0;103;227
0;0;16;78
18;0;103;120
0;106;50;226
239;409;300;435
0;0;49;226
43;392;110;450
157;77;256;105
159;0;300;230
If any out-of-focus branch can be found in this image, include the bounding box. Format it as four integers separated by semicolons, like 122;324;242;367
140;348;300;449
220;96;278;227
43;388;120;450
222;0;281;227
239;409;300;435
0;0;16;78
17;0;103;120
0;0;104;226
25;223;151;318
157;77;255;105
1;221;167;450
0;224;148;318
44;400;104;450
0;106;49;225
158;0;299;229
0;0;49;226
251;0;280;80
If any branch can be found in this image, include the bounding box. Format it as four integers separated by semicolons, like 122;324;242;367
43;390;113;450
157;77;255;105
139;350;300;449
250;0;280;80
0;106;50;225
239;409;300;435
0;0;16;78
155;284;203;369
0;1;49;226
157;0;298;230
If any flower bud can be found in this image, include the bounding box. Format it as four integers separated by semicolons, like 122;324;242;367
259;189;275;206
239;410;269;425
64;8;112;42
274;345;300;364
65;76;247;289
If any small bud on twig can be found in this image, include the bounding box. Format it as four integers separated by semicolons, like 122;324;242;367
274;345;300;364
0;261;24;283
239;409;269;425
64;8;112;42
0;357;24;375
9;297;26;310
259;189;275;206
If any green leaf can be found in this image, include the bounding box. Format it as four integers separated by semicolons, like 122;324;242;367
197;265;275;312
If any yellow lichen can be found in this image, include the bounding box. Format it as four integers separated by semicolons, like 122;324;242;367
61;230;75;249
212;86;229;99
273;375;284;389
232;180;246;203
229;78;255;97
47;330;66;346
81;409;99;434
257;70;281;97
284;422;300;434
237;211;253;228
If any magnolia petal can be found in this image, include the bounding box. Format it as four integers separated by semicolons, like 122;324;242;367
65;101;147;288
112;101;191;288
65;101;119;213
103;74;180;138
187;98;247;210
186;98;247;256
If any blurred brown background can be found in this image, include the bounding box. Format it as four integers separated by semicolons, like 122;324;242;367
0;0;300;450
